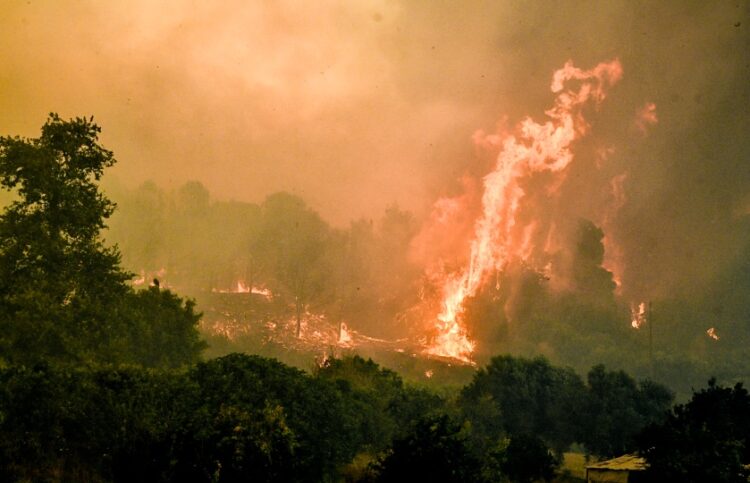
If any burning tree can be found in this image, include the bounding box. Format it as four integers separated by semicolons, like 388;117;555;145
421;59;627;362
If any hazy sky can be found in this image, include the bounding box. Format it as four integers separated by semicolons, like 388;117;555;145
1;1;748;296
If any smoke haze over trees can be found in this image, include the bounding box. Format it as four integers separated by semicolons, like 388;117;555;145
1;1;746;300
0;2;747;391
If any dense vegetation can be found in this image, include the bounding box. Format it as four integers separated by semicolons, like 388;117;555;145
0;353;672;482
0;114;204;368
104;167;750;401
0;116;748;481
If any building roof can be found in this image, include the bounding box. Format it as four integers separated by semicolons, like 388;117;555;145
586;454;648;471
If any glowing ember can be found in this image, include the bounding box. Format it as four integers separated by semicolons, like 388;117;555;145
132;271;146;286
212;281;273;300
338;322;353;346
634;102;658;135
426;59;623;362
424;370;434;378
631;301;647;329
706;327;720;340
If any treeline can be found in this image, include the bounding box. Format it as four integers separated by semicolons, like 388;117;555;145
3;353;748;482
106;178;750;400
1;115;749;482
0;353;671;482
106;181;421;340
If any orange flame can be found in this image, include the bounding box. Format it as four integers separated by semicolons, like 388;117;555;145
426;59;624;362
338;321;353;346
631;301;647;329
706;327;719;341
212;281;273;300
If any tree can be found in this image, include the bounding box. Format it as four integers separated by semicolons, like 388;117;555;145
494;434;558;483
581;365;672;457
0;114;205;367
637;379;750;483
252;193;332;338
116;287;206;368
0;114;130;364
460;355;586;454
374;414;481;483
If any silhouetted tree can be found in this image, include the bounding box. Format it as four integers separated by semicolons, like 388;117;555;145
0;114;130;364
374;414;481;483
637;378;750;483
581;365;672;457
0;114;205;367
496;433;558;483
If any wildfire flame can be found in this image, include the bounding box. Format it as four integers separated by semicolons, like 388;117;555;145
426;59;623;362
631;301;647;329
212;281;273;300
706;327;719;341
338;322;353;346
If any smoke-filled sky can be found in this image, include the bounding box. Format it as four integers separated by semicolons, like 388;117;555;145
1;1;748;298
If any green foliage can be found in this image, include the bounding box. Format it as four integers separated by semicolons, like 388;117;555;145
581;365;673;457
316;356;445;454
116;287;207;368
0;354;371;482
374;414;481;483
0;363;186;482
0;114;205;368
0;350;722;483
494;434;559;483
460;355;587;454
185;354;363;481
0;114;130;364
637;378;750;483
460;356;672;461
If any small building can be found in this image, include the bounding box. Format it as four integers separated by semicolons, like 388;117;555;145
585;454;647;483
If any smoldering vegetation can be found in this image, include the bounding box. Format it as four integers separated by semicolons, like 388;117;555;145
104;179;750;400
1;1;749;480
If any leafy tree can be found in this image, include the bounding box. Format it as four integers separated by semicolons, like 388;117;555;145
185;354;362;481
116;287;207;368
460;355;586;454
374;414;481;483
316;356;404;452
637;378;750;483
0;114;205;367
0;114;130;364
494;433;558;483
581;365;672;457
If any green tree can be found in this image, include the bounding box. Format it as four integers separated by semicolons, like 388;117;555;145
0;114;130;364
637;378;750;483
0;114;205;367
116;287;207;368
494;433;558;483
581;365;672;457
460;355;586;455
374;414;481;483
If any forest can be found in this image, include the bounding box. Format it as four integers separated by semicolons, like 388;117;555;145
1;115;749;482
102;150;750;403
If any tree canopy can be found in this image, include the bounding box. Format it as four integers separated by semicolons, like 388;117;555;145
637;378;750;482
0;114;204;367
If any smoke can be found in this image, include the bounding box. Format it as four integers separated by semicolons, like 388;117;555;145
1;2;748;354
